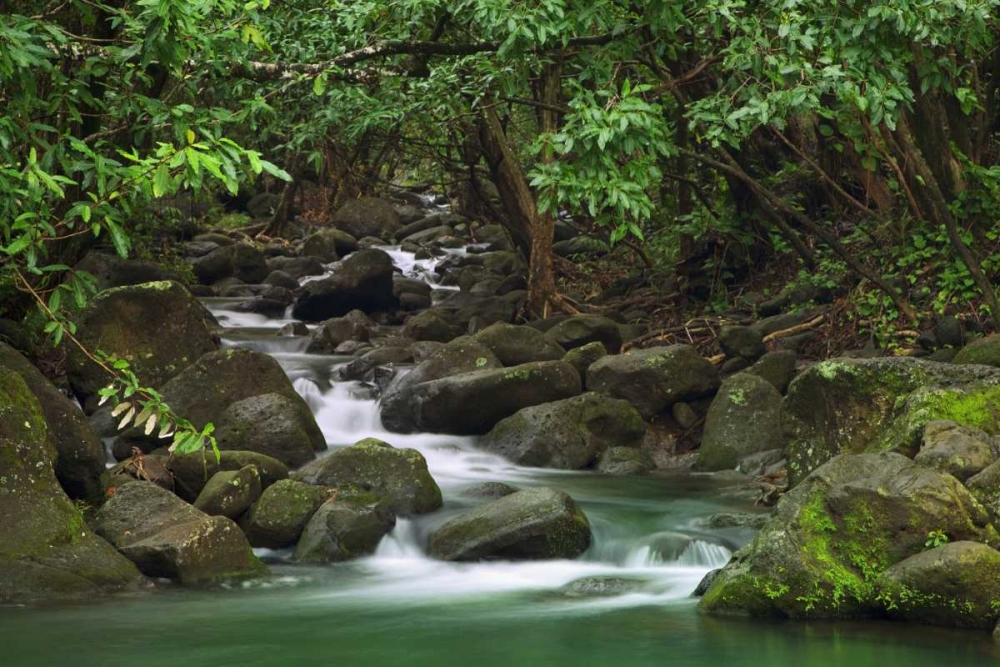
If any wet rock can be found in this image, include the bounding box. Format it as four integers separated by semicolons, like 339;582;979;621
0;342;107;503
67;281;217;411
264;270;299;290
461;482;519;500
0;369;142;603
193;244;268;284
332;198;401;239
93;482;266;585
914;421;999;481
562;341;608;383
878;541;1000;629
278;322;310;337
481;392;645;469
671;402;700;430
214;392;327;468
545;315;623;354
294;501;395;563
953;335;1000;367
292;249;398;321
587;345;720;419
699;453;997;618
403;310;459;343
560;576;642;598
379;338;502;433
701;512;770;530
431;291;516;330
693;569;721;597
427;488;592;561
240;479;328;548
75;250;182;291
595;447;654;475
697;373;785;471
193;466;263;520
293;438;442;516
266;255;326;280
783;358;1000;486
405;361;582;435
167;450;288;502
307;310;374;353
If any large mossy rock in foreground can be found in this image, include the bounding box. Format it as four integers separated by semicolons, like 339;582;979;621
696;373;785;472
93;482;266;585
699;453;997;619
0;369;142;603
405;360;582;435
240;479;328;549
480;393;646;469
115;348;324;464
68;281;218;411
427;487;592;561
783;358;1000;486
166;450;288;502
587;345;720;419
293;439;442;516
877;541;1000;629
0;342;107;503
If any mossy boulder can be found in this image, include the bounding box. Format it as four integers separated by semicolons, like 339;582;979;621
75;250;182;291
332;198;401;239
783;358;1000;486
301;229;349;262
718;326;765;361
0;342;107;503
67;281;218;411
914;421;999;482
194;466;263;519
293;439;442;516
294;501;395;562
405;360;582;435
167;450;288;502
747;350;798;394
240;479;328;548
427;487;592;561
587;345;720;419
697;373;785;471
473;323;566;366
402;310;459;343
699;452;997;619
214;392;326;468
563;341;608;382
480;393;645;469
877;541;1000;629
114;348;323;460
291;249;398;321
545;315;623;354
307;310;373;353
953;335;1000;367
0;369;142;603
595;447;655;476
379;338;503;433
93;482;266;585
193;244;269;284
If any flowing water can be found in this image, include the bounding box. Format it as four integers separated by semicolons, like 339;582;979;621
2;246;998;665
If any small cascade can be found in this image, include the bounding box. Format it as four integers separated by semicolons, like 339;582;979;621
676;540;732;569
374;520;426;559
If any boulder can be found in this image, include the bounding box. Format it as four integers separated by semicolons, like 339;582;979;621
240;479;328;549
474;323;565;366
953;335;1000;367
878;541;1000;629
301;229;347;261
402;311;459;343
699;453;997;618
93;482;266;585
75;251;181;291
427;488;592;561
914;421;998;481
380;338;501;433
193;244;268;284
783;358;1000;486
167;450;288;502
545;315;623;353
697;373;785;471
0;342;107;503
461;482;520;500
747;350;797;393
0;369;142;603
294;501;395;562
67;281;217;411
193;466;263;520
332;198;401;239
481;393;645;469
293;439;442;516
718;326;766;361
587;345;720;419
404;361;582;435
266;255;326;280
429;291;516;330
560;577;643;598
292;249;398;321
263;270;299;290
114;348;323;460
562;341;608;382
307;310;374;353
595;447;655;476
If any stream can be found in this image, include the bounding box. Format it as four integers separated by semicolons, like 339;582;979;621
2;245;998;665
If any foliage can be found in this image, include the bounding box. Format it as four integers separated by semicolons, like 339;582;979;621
925;530;949;549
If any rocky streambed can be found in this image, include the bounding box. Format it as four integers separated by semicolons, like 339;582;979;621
3;197;1000;663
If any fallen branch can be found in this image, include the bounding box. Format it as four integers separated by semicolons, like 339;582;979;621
761;314;825;343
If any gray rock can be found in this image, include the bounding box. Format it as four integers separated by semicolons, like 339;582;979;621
240;479;328;548
292;249;398;321
294;502;395;562
914;421;999;481
193;466;263;519
545;315;623;353
697;373;785;471
474;323;566;366
332;198;401;239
